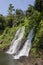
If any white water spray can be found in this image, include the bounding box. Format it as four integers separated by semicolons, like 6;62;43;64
13;29;34;59
6;26;25;54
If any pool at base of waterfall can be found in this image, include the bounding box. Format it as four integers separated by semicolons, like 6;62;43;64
0;52;31;65
0;52;19;65
0;52;29;65
0;52;43;65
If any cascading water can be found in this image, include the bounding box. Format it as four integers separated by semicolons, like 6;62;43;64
6;26;25;54
13;29;34;59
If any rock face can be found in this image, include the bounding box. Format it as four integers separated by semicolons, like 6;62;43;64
16;57;43;65
35;58;43;65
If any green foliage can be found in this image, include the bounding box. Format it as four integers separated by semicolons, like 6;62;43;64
0;14;6;34
31;20;43;57
26;5;34;17
7;4;15;15
34;0;43;12
16;9;24;16
6;16;14;27
0;26;21;49
33;20;43;49
0;0;43;58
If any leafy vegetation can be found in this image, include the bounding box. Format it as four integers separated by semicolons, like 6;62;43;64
0;0;43;57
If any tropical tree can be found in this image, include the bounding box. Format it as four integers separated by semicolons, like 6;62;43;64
7;3;15;16
34;0;43;12
7;4;15;27
0;14;6;33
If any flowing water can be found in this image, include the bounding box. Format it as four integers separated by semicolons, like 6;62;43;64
6;26;25;54
0;27;34;65
6;27;34;59
0;52;22;65
0;52;34;65
14;29;34;59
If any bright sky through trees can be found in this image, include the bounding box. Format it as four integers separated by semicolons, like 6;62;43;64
0;0;35;15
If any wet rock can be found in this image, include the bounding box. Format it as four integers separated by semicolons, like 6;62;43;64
35;58;43;65
16;56;43;65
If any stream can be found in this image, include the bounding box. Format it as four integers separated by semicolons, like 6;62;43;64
0;52;21;65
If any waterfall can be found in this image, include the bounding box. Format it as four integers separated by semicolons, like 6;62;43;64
13;29;34;59
6;26;25;54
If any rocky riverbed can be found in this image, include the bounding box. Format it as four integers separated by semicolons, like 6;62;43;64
17;56;43;65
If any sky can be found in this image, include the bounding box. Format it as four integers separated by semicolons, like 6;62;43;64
0;0;35;15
